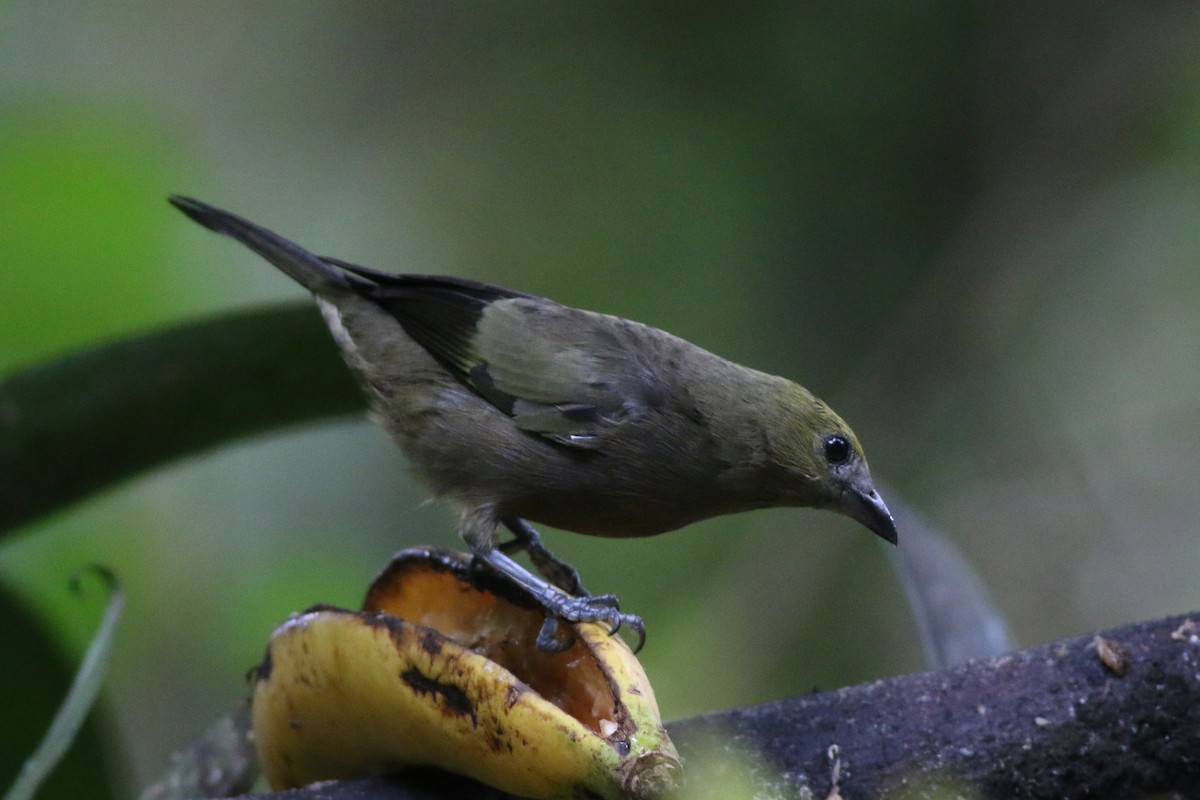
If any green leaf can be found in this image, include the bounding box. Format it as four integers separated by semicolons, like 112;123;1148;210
886;494;1012;667
0;304;364;536
5;568;123;800
0;577;116;800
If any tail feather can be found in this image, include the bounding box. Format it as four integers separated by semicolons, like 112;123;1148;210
168;196;349;294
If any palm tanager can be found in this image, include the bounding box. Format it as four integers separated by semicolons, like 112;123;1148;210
170;196;897;651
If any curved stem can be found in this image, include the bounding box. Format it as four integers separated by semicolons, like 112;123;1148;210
0;303;364;536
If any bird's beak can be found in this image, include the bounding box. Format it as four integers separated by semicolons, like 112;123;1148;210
844;484;898;544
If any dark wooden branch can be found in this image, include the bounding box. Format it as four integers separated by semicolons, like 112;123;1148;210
234;611;1200;800
677;611;1200;799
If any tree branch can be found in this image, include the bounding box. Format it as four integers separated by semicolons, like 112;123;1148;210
234;611;1200;799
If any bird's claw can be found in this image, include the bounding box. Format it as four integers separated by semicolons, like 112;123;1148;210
536;616;573;652
537;592;646;654
481;521;646;653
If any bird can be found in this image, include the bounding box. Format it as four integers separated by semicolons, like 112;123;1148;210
170;196;897;651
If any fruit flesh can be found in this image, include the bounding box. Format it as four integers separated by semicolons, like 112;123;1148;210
364;559;620;735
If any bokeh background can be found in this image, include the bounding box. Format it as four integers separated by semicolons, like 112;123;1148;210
2;3;1199;797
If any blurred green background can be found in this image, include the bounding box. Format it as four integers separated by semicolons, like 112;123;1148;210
2;3;1199;797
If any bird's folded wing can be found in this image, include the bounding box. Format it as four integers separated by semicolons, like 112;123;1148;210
323;261;654;448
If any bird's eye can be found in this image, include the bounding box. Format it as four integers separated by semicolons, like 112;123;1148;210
823;434;852;465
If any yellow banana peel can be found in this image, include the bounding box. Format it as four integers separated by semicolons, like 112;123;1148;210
251;547;679;799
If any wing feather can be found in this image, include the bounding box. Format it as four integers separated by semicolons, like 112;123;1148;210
321;260;662;447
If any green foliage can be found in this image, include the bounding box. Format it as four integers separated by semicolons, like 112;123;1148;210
0;106;184;370
0;580;116;800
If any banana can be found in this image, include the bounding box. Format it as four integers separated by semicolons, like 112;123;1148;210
251;547;679;799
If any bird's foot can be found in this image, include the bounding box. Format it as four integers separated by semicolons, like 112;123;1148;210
499;518;589;596
468;527;646;654
534;591;646;654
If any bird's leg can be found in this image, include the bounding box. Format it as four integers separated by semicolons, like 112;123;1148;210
462;508;646;653
478;546;645;653
498;518;589;596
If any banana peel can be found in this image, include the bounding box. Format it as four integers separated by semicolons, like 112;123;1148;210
251;547;679;799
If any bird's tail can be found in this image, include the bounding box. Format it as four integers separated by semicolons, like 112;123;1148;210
169;196;350;294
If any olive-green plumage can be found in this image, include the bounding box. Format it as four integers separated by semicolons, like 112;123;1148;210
170;196;896;647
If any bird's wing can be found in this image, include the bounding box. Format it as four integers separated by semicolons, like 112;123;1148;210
324;261;661;448
471;298;668;447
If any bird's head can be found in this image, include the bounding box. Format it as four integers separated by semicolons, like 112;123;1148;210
766;382;898;544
